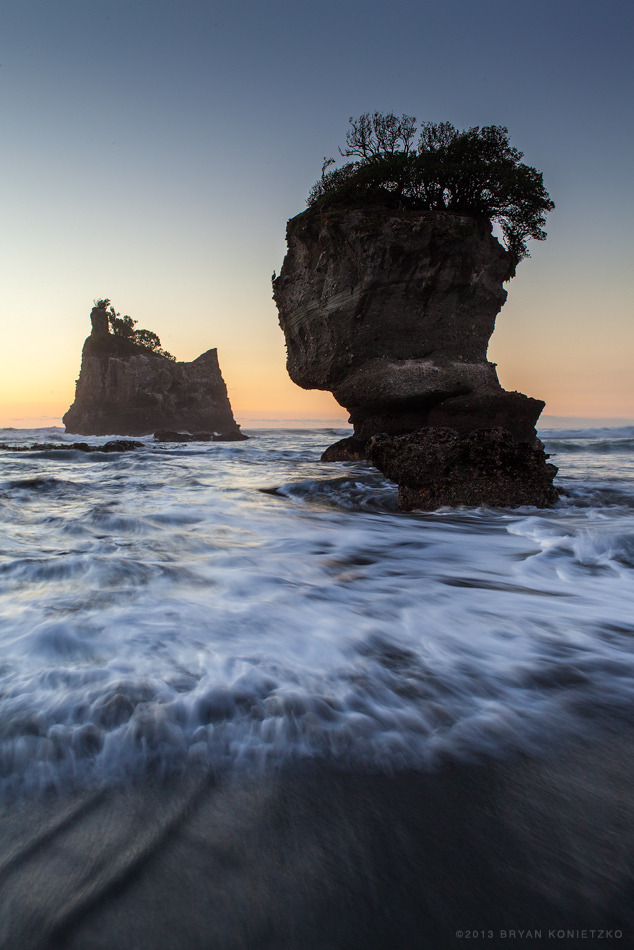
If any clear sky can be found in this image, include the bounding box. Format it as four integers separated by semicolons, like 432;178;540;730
2;0;632;427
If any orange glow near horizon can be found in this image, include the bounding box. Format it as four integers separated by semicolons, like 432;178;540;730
2;289;633;430
3;367;634;431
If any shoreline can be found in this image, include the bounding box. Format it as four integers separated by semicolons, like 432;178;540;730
1;732;632;949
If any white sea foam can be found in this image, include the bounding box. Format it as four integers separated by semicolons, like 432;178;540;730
1;427;634;797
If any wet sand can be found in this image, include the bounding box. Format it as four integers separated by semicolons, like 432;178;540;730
1;733;632;949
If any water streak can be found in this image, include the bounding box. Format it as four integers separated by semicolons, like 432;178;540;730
1;426;633;797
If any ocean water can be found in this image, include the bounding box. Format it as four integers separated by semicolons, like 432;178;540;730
1;424;634;799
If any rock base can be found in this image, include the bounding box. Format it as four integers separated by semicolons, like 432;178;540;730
367;427;559;511
321;437;367;462
0;440;144;454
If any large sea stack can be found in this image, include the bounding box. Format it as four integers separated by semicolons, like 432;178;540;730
274;115;558;509
273;206;557;509
274;206;543;441
63;304;242;437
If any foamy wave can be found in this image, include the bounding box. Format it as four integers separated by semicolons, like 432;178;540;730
2;427;634;798
509;516;634;574
4;622;634;798
545;438;634;454
263;474;397;512
540;425;634;441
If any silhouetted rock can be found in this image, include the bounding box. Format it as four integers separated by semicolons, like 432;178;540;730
93;440;145;453
154;430;249;443
64;305;242;437
0;440;144;453
367;428;559;510
274;206;542;450
154;431;213;442
274;204;558;508
212;431;249;442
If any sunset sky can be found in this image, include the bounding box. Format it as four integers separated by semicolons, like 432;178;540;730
2;0;632;428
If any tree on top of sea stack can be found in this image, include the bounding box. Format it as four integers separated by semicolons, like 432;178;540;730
307;114;554;277
92;298;176;360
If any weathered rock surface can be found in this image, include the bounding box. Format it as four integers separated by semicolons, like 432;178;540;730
320;437;367;462
274;204;557;508
367;428;559;510
273;206;542;447
64;308;242;437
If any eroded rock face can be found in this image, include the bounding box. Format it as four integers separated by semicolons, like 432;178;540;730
274;204;557;508
273;206;542;445
367;428;559;511
64;309;241;437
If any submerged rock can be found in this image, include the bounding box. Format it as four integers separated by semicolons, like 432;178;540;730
213;430;249;442
63;305;242;437
154;430;249;443
367;428;559;510
154;430;213;442
320;437;367;462
0;440;144;453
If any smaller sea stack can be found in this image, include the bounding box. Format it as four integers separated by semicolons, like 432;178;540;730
63;302;242;437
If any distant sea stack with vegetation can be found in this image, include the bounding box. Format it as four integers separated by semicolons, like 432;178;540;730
63;300;242;438
273;114;558;508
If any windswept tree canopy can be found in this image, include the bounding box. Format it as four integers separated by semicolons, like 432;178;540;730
308;114;554;274
94;299;175;360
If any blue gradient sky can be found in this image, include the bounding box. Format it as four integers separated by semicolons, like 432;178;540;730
2;0;632;426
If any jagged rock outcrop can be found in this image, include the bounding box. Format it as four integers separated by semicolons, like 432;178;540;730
367;428;559;510
273;204;557;508
63;307;242;437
